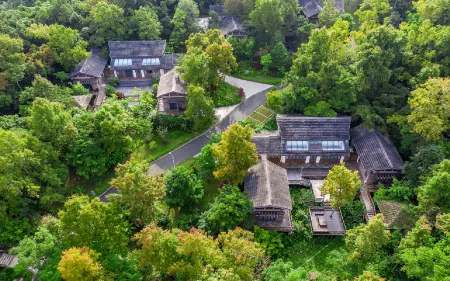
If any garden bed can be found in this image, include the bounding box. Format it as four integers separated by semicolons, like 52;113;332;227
235;73;284;85
211;82;243;107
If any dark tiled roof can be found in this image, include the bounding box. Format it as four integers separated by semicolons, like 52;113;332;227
252;135;282;155
157;70;187;97
377;200;412;229
161;53;180;69
276;115;351;141
244;160;292;210
69;49;107;78
209;4;224;15
108;40;167;58
219;15;246;36
298;0;344;18
98;187;119;202
351;127;403;172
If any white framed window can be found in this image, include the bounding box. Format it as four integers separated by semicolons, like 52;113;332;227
286;141;309;151
142;58;160;65
114;59;132;66
321;141;345;151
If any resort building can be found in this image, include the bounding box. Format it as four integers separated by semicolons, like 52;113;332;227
209;5;247;37
157;70;187;115
298;0;344;23
69;48;107;92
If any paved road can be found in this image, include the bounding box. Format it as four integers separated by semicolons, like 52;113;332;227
148;78;272;175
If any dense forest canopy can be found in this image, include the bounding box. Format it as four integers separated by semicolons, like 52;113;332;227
0;0;450;280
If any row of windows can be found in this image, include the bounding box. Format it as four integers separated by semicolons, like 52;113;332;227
322;141;345;151
286;141;308;151
114;59;132;66
142;58;161;65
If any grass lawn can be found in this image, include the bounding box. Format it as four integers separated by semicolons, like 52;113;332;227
235;73;284;85
246;105;274;125
132;130;201;163
284;236;346;271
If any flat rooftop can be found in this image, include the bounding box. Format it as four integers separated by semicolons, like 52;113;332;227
309;207;346;236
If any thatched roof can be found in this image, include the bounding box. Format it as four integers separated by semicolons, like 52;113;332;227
276;115;351;141
72;94;92;109
156;70;187;97
108;40;167;58
351;127;403;172
377;200;412;229
69;49;107;78
298;0;344;18
244;160;292;210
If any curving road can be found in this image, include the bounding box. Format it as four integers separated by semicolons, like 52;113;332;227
148;77;273;175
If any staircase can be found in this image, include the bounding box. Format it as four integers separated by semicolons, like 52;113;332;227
360;187;376;221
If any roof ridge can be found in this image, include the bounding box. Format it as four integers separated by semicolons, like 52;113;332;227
231;15;237;31
374;132;394;168
263;160;273;206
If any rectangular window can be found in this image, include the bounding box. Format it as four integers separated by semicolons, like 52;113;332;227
142;58;161;65
114;59;132;66
169;103;178;110
286;141;309;151
321;141;345;151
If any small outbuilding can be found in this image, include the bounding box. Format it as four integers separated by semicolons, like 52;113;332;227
69;49;107;91
244;159;294;233
377;200;412;230
157;70;187;115
219;15;247;37
298;0;344;23
351;127;404;185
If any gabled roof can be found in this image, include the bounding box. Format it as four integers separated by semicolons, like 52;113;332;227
209;4;224;15
98;187;119;203
244;160;292;210
351;127;403;172
69;49;107;78
276;115;351;140
299;0;344;18
108;40;167;58
157;70;187;97
252;135;282;155
219;15;246;36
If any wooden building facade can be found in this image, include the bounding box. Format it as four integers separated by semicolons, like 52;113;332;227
69;49;107;91
157;70;187;115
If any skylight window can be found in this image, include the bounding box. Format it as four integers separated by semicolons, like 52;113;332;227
321;141;344;151
114;59;132;66
142;58;160;65
286;141;309;151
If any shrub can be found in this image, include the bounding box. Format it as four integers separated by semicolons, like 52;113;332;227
105;85;116;97
341;200;365;229
107;77;120;87
153;114;192;131
254;226;284;257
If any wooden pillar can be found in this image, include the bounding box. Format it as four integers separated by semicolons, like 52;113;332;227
132;70;137;78
114;70;118;78
316;156;321;164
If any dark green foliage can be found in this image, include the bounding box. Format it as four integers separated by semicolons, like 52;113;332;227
197;133;221;180
153;113;192;132
374;179;415;202
107;77;120;87
175;212;201;231
341;200;365;229
270;42;291;73
403;144;446;185
102;254;142;281
0;114;25;129
164;166;204;209
254;226;284;257
211;82;243;107
36;249;63;281
199;185;253;236
227;36;255;62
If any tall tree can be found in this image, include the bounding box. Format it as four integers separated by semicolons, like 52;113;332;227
58;247;104;281
354;0;391;32
199;185;253;236
111;161;166;224
318;0;340;27
88;2;127;48
169;9;188;53
403;144;445;185
212;123;258;184
346;214;391;262
407;78;450;141
320;163;361;214
164;166;204;209
129;6;162;40
184;85;215;131
177;0;200;34
270;42;290;73
413;0;450;26
283;21;355;115
58;195;129;256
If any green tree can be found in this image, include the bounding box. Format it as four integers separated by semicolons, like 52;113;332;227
417;159;450;218
0;34;26;110
407;78;450;141
354;271;385;281
58;247;104;281
185;85;215;131
130;6;162;40
58;195;129;256
169;9;188;52
318;0;340;27
212;123;258;184
111;161;166;224
260;53;272;74
403;144;445;184
354;0;391;32
27;98;75;151
88;2;127;48
227;36;255;62
270;42;290;73
283;22;355;115
320;163;361;213
266;90;282;113
19;75;73;107
177;0;200;34
262;259;309;281
164;166;204;209
413;0;450;25
199;185;253;235
346;214;391;262
197;133;222;180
